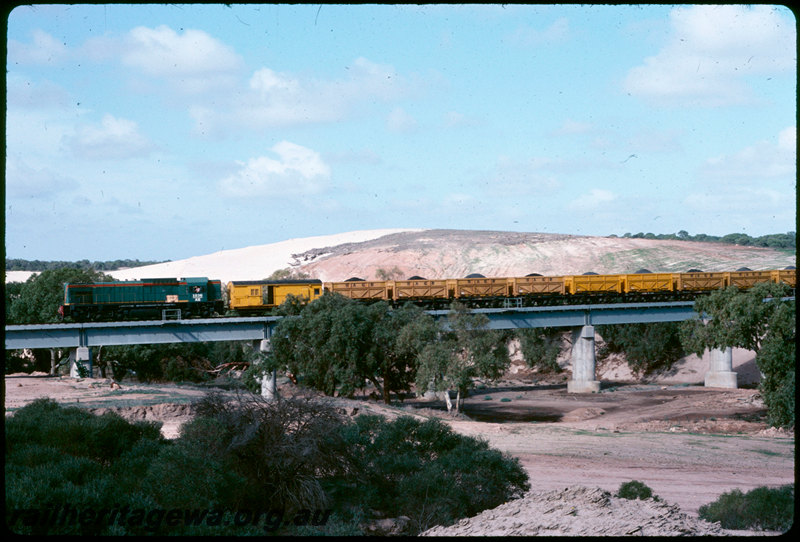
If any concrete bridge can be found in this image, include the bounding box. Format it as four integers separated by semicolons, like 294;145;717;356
4;301;737;392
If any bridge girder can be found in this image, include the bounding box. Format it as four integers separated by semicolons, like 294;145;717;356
5;302;700;350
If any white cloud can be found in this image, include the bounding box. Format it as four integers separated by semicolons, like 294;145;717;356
551;119;594;136
482;156;562;196
66;114;156;160
442;110;481;128
249;68;301;95
442;192;477;211
219;141;331;198
509;17;570;46
777;126;796;152
121;25;243;94
124;25;243;77
6;73;70;109
192;57;411;133
5;155;79;198
684;186;786;214
686;127;795;230
701;126;796;180
624;5;795;106
7;29;68;65
567;188;617;211
387;107;418;133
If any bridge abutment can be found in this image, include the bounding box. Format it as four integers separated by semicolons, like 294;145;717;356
567;325;601;393
69;346;93;378
704;347;737;388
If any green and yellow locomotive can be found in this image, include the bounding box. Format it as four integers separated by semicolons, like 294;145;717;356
59;277;224;321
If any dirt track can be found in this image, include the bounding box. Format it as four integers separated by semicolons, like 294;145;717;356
4;372;793;534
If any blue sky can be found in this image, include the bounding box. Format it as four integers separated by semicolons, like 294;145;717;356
5;4;796;261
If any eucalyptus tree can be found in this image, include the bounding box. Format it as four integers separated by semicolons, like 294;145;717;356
680;282;795;427
270;293;437;403
415;302;509;414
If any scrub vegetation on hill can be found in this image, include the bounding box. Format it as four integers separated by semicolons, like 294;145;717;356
612;230;795;249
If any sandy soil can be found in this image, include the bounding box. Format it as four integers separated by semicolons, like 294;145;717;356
4;362;793;536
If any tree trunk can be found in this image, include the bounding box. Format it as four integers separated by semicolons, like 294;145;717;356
50;349;57;376
96;346;106;378
382;383;390;404
367;376;386;403
443;390;453;412
261;369;278;401
455;388;461;414
381;366;391;404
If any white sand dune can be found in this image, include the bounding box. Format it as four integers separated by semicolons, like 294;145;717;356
5;270;38;283
107;229;422;283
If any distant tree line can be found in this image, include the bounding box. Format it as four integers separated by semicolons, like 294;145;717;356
6;258;169;271
610;230;795;249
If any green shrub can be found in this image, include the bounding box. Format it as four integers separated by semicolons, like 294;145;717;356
6;394;532;536
517;327;563;373
598;322;685;376
5;350;31;374
5;399;166;535
334;414;529;534
617;480;656;501
164;357;209;383
140;436;249;512
5;398;162;463
187;392;353;514
698;485;794;531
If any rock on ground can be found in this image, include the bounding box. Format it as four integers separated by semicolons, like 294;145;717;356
420;486;725;537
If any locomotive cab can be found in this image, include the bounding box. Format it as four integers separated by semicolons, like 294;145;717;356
185;277;209;302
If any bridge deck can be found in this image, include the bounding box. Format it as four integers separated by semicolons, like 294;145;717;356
5;302;699;350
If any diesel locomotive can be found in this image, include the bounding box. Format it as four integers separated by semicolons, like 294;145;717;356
59;277;225;321
60;268;795;321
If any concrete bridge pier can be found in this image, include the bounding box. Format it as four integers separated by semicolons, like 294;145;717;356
69;346;93;378
704;347;737;388
253;339;278;400
567;325;601;393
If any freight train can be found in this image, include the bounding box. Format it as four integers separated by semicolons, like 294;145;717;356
59;268;796;321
